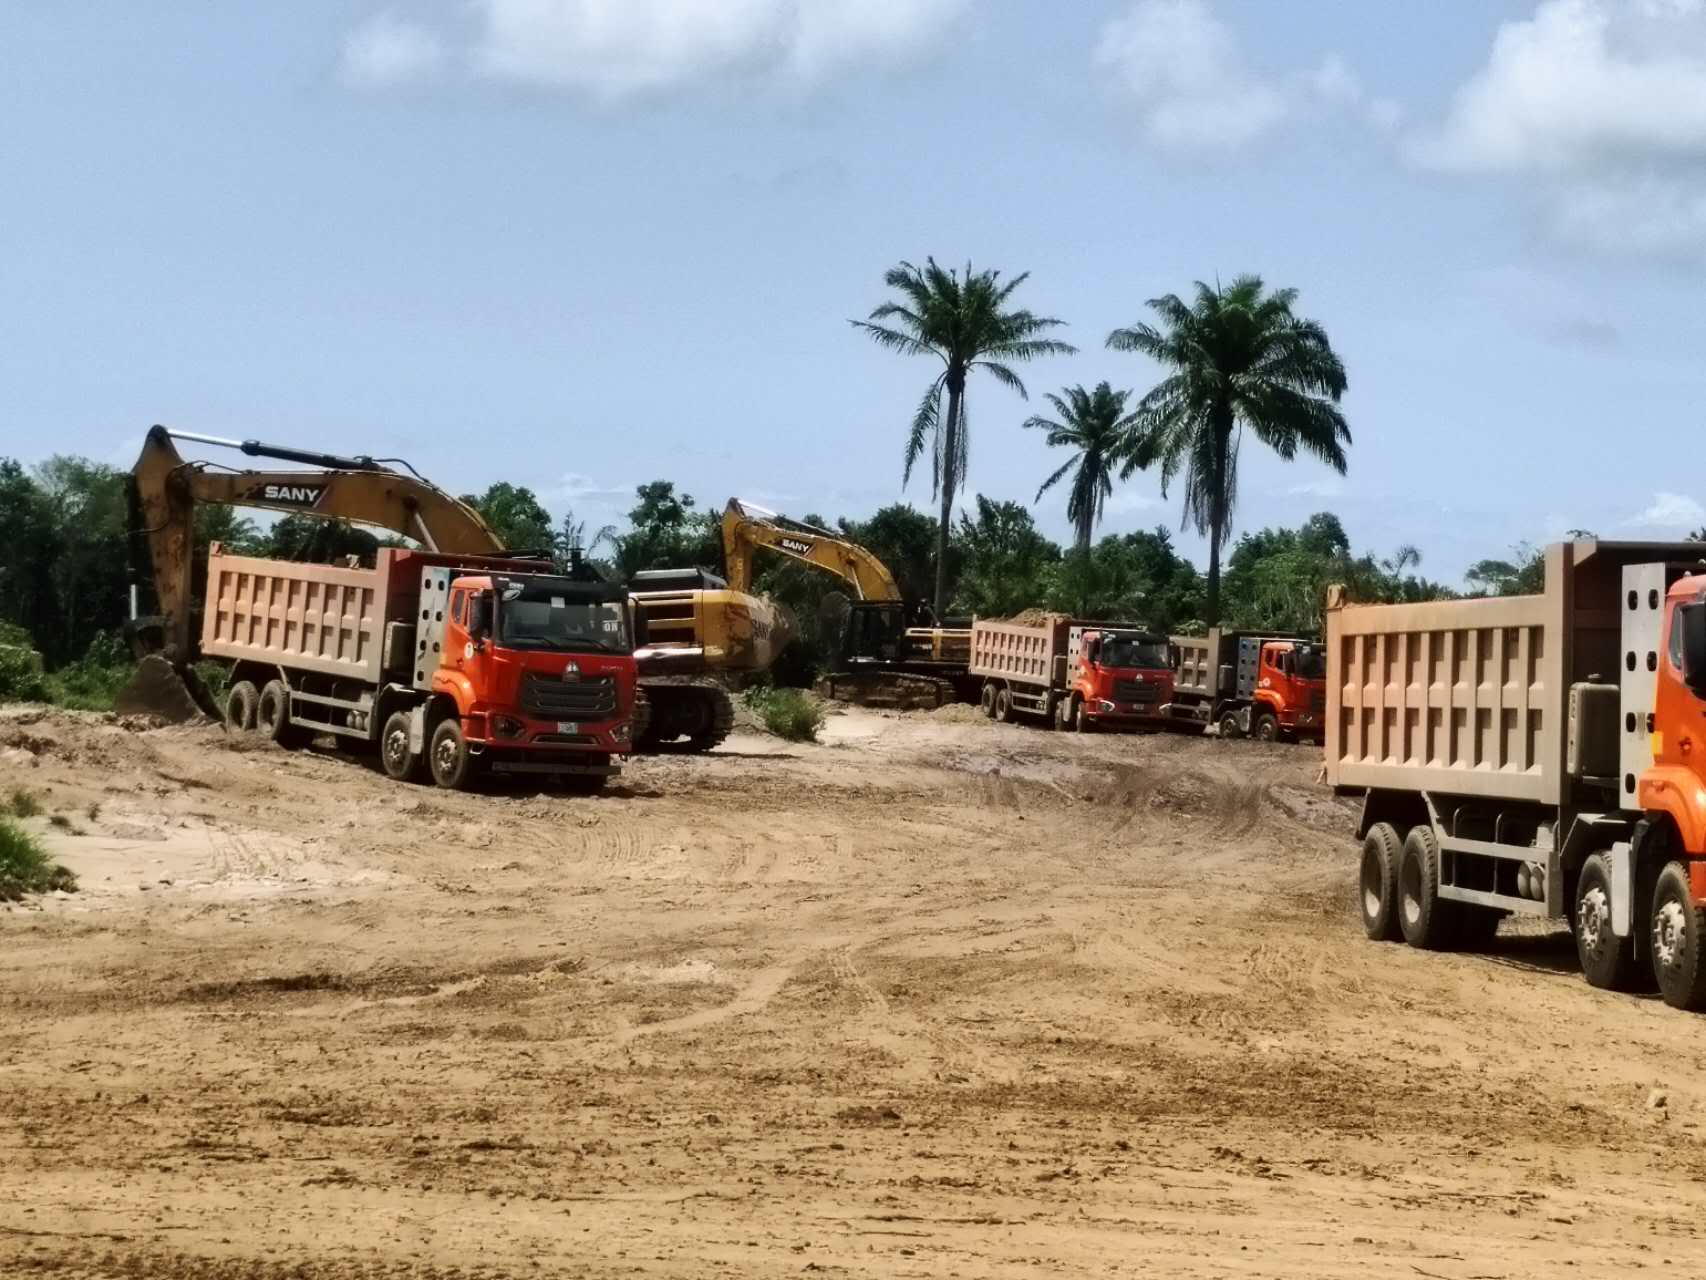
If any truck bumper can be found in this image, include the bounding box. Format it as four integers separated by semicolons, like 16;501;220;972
465;710;633;758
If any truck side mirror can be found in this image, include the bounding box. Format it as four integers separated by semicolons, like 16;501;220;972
1682;602;1706;696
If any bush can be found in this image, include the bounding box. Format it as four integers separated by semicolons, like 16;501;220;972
8;788;41;819
48;657;134;712
0;818;76;900
0;645;51;703
744;687;826;743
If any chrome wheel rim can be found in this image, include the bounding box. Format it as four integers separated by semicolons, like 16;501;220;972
1578;884;1610;952
1653;899;1688;970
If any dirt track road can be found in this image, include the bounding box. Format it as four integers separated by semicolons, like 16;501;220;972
4;703;1706;1278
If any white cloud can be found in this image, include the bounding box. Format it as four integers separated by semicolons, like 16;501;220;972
1628;491;1706;529
341;12;445;86
468;0;968;98
1286;477;1346;500
1094;0;1286;148
1106;491;1163;515
1094;4;1382;149
548;472;632;501
1417;0;1706;251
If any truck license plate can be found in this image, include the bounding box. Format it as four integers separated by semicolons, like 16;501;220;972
557;721;580;734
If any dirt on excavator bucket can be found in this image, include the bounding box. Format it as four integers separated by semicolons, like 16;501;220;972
113;656;220;723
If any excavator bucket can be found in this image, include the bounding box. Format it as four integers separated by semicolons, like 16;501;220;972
114;656;221;723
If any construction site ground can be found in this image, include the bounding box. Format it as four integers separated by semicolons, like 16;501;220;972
4;702;1705;1279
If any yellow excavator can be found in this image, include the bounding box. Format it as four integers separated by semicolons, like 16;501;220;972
720;498;969;708
125;426;791;750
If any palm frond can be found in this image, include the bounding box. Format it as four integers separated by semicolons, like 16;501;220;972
902;377;945;489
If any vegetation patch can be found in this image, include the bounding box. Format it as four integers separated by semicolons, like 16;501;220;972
8;788;42;820
0;818;77;901
745;687;827;743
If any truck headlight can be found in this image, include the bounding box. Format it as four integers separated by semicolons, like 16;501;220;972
610;720;632;745
492;715;524;739
1098;700;1117;713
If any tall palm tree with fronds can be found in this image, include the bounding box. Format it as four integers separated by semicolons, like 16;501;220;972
1026;382;1141;556
853;259;1075;616
1108;276;1349;627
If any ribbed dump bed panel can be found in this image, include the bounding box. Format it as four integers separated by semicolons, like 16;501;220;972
969;615;1070;688
1327;594;1558;803
1171;634;1226;698
201;546;408;683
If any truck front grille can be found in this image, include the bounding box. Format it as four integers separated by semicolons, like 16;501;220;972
1114;679;1160;703
520;673;618;719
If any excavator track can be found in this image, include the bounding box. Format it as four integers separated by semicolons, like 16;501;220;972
815;670;957;712
632;679;736;754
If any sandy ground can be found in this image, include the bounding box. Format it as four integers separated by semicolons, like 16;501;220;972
3;702;1706;1278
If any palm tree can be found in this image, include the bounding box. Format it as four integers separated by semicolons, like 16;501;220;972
1026;382;1140;556
853;259;1075;616
1108;276;1348;627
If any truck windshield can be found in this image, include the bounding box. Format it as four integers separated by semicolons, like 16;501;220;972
1100;636;1170;670
496;583;630;654
1295;645;1325;679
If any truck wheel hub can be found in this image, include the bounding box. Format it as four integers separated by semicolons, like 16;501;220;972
1579;886;1610;950
434;738;457;771
1653;900;1688;969
384;730;408;770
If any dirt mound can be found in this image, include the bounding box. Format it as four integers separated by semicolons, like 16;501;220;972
1002;607;1055;626
927;701;988;724
113;655;214;723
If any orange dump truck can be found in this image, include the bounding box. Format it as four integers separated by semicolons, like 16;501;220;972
202;544;637;791
1165;630;1327;743
1330;539;1706;1011
969;614;1173;731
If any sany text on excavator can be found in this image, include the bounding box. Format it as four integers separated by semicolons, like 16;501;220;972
127;426;792;763
720;498;970;708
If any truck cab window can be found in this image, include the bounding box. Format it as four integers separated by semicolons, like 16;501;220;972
1670;605;1686;671
450;589;467;628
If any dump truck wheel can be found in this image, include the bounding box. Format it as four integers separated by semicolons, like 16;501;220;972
1074;699;1090;733
380;710;424;783
1218;710;1243;740
1359;822;1404;942
225;680;259;733
993;687;1013;723
1575;853;1639;991
428;718;478;791
1253;713;1280;742
1398;826;1454;950
1650;861;1706;1010
257;680;310;749
979;683;996;718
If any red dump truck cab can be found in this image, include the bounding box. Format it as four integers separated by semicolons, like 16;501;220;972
1253;639;1328;739
1069;628;1175;729
201;546;636;791
429;569;636;762
969;614;1171;732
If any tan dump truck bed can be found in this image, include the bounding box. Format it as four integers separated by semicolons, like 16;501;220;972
969;615;1071;689
200;545;419;684
1325;539;1704;805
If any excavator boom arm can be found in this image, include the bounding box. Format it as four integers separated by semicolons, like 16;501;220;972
721;499;902;602
131;424;503;662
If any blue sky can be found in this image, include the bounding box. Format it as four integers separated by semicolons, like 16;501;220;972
4;1;1705;584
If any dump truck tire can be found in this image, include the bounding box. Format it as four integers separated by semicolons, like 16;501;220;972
428;718;478;791
380;710;425;783
994;687;1013;723
1218;710;1243;740
1575;853;1639;991
226;680;259;733
1398;826;1454;950
980;683;996;718
1650;861;1706;1010
1253;713;1280;742
1359;822;1404;942
257;680;310;750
